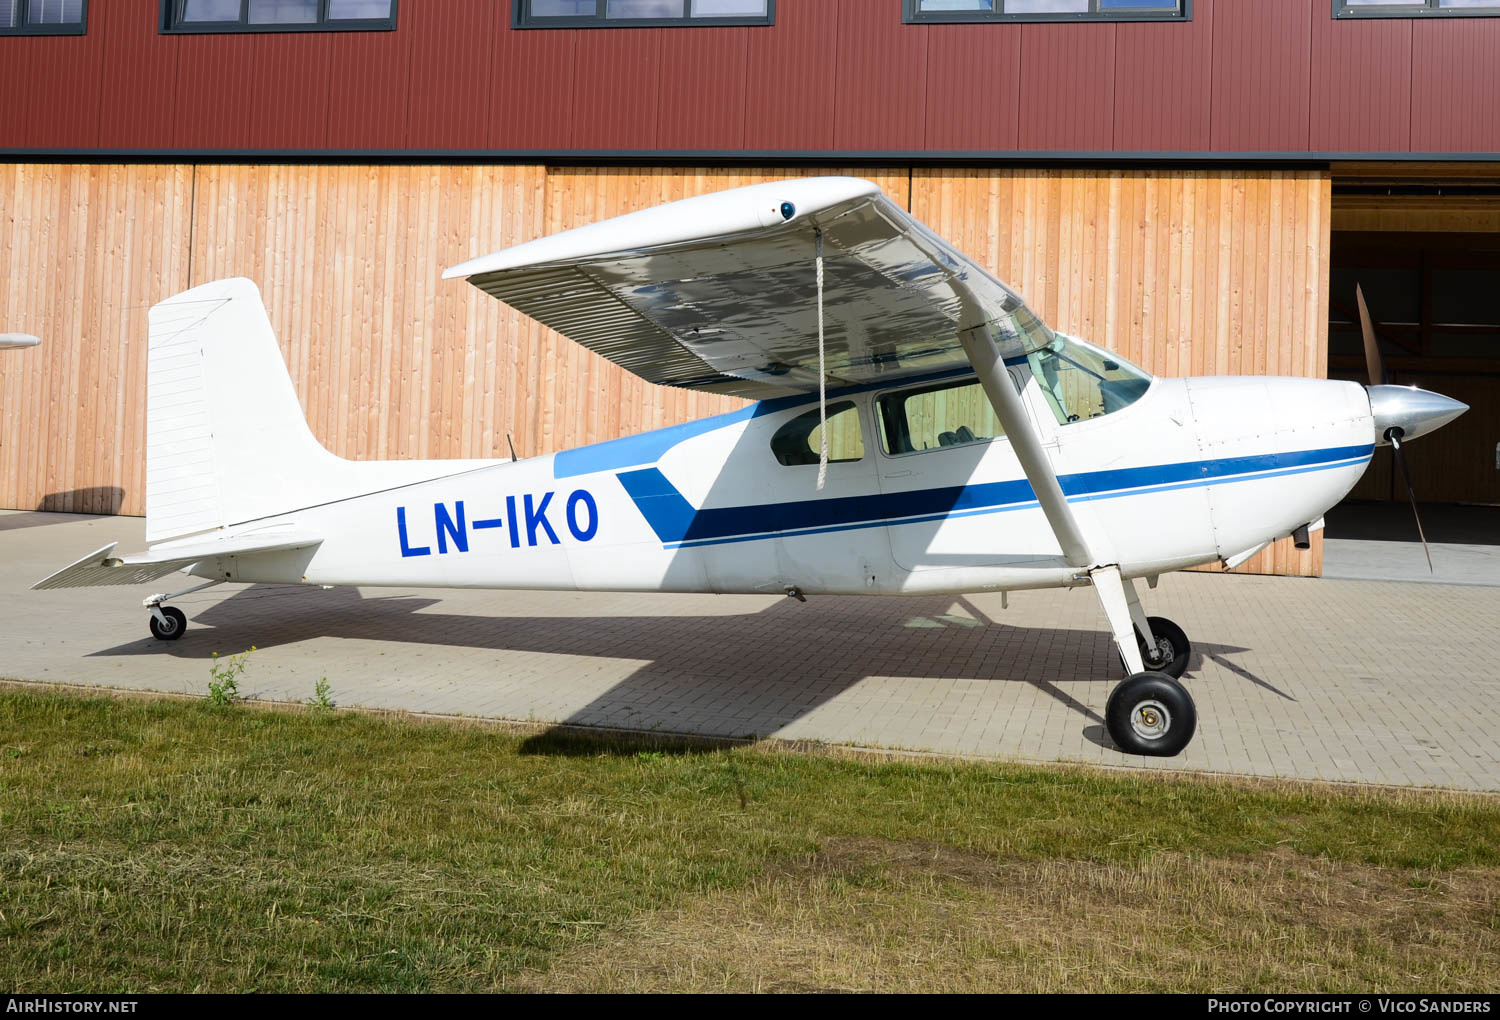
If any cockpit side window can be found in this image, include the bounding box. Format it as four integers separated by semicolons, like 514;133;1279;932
1027;335;1153;425
770;401;865;466
877;379;1006;456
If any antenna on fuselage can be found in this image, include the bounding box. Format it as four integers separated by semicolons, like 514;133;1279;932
506;434;519;463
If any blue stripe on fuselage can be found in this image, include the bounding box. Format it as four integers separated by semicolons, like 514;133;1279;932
554;406;760;480
615;444;1373;548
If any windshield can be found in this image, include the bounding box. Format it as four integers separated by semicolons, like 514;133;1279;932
1027;335;1152;425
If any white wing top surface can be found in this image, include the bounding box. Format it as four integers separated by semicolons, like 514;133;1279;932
447;177;1047;398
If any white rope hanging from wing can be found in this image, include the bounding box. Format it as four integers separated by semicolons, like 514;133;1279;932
815;228;828;491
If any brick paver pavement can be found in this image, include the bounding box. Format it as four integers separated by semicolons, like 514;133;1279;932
5;510;1498;790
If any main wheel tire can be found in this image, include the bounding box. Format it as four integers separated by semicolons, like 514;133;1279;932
1137;616;1190;679
149;606;187;641
1105;672;1196;757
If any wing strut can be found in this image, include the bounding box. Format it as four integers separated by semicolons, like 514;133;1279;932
957;320;1154;673
956;323;1093;569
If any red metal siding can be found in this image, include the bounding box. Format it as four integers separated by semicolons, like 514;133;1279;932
326;20;414;150
572;28;663;150
404;0;498;151
832;0;928;152
1113;11;1213;152
1018;23;1115;151
6;33;105;148
657;28;749;151
0;41;33;147
1210;0;1311;151
172;36;260;150
247;33;336;150
742;0;839;150
0;0;1497;157
487;26;576;150
1410;17;1500;153
1309;12;1411;152
96;0;180;150
922;23;1021;152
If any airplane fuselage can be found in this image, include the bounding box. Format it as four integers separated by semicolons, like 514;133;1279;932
176;366;1376;597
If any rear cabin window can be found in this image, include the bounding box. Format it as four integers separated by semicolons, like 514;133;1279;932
877;379;1005;456
770;401;864;466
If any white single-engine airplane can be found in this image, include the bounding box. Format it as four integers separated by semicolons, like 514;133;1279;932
33;178;1467;756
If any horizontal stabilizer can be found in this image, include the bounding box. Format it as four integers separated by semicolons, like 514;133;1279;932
31;533;322;590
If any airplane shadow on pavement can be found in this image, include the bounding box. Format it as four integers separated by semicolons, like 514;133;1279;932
87;583;1281;754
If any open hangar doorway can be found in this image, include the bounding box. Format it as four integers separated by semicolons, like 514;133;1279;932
1324;167;1500;585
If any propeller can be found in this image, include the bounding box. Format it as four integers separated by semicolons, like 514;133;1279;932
1356;284;1432;572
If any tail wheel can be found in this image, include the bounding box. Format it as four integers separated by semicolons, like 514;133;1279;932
149;606;187;641
1105;672;1196;757
1137;616;1190;679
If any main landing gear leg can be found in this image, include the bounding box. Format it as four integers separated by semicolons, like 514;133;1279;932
1091;566;1196;757
144;580;222;641
1093;566;1145;675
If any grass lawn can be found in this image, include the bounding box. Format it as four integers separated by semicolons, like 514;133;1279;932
2;683;1498;993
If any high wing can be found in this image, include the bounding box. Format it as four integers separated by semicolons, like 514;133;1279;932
445;177;1050;399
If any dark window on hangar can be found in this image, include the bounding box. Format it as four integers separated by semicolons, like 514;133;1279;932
514;0;774;28
1335;0;1500;18
905;0;1187;23
1;0;87;35
161;0;396;33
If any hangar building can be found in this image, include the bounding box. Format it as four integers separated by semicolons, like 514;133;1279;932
1;0;1497;577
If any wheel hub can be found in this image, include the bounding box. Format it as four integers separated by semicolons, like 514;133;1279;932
1143;637;1173;668
1130;699;1172;740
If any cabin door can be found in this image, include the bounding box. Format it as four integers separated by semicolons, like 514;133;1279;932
875;370;1063;574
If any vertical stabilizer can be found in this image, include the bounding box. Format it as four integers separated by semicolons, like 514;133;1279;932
145;278;497;544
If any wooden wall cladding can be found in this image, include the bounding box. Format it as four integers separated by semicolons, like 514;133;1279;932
1;164;1333;576
0;163;193;516
911;169;1333;577
188;164;547;465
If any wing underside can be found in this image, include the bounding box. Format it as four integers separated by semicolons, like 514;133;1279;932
448;178;1049;398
